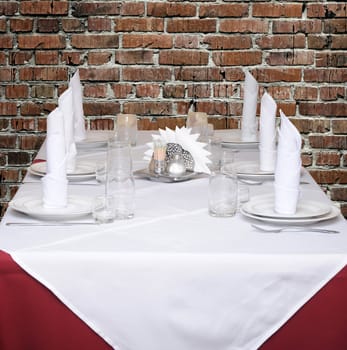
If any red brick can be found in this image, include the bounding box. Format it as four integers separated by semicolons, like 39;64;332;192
123;34;173;49
199;4;248;18
84;102;120;116
88;52;112;65
79;68;119;81
187;84;211;98
137;117;186;130
136;84;161;98
291;119;330;133
213;51;262;66
0;169;20;183
0;134;17;148
19;67;68;81
37;18;59;33
61;52;83;65
0;35;13;49
9;52;32;65
20;1;68;15
111;84;133;99
7;152;31;166
0;2;18;15
332;120;347;134
123;67;171;82
316;152;341;166
159;50;209;65
316;52;347;67
253;3;303;18
205;35;251;50
10;19;33;32
163;85;185;99
121;2;144;16
11;118;36;131
71;34;119;49
90;119;115;130
5;85;29;99
266;51;314;65
294;87;318;101
21;102;42;116
35;51;59;65
147;3;196;17
256;35;305;49
17;35;65;49
213;84;235;98
254;68;301;82
0;68;15;81
62;19;85;33
0;102;17;115
332;36;347;49
309;169;347;185
304;69;347;83
123;102;172;116
323;19;347;34
299;102;347;117
224;68;244;82
220;19;268;33
330;188;347;202
88;18;111;32
84;84;107;98
115;50;153;65
276;102;296;117
174;35;200;49
195;101;229;116
31;85;55;98
115;18;164;32
320;87;345;101
175;67;225;82
309;135;347;149
0;52;5;64
301;153;313;167
167;19;216;33
19;135;45;150
273;20;321;34
307;3;347;18
0;18;5;32
73;3;121;16
0;119;10;131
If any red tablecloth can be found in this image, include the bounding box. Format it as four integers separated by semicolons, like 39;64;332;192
1;250;347;350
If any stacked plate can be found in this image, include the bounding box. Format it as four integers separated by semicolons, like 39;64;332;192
76;130;114;149
224;161;274;181
219;129;259;150
241;194;340;225
29;161;96;181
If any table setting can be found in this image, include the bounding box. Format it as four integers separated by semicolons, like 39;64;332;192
1;70;347;350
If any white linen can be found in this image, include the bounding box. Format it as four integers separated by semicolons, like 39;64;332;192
69;69;86;142
274;111;302;214
1;131;347;350
58;87;77;172
241;71;259;142
41;108;68;208
259;92;277;171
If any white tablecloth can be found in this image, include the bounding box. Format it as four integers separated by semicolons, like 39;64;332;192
1;131;347;350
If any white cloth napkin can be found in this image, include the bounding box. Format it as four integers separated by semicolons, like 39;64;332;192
259;92;277;171
69;69;86;142
274;111;302;214
144;127;211;174
241;71;259;142
58;87;77;172
41;108;68;208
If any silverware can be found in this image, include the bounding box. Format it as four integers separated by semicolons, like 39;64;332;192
6;222;97;226
251;224;339;234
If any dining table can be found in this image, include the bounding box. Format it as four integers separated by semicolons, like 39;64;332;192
1;129;346;350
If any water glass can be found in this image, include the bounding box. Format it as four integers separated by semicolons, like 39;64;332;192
115;113;137;146
208;171;238;217
92;195;116;224
205;136;222;172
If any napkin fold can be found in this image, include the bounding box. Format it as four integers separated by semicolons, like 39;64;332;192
259;92;277;171
69;69;86;142
41;108;68;208
58;87;77;172
241;71;259;142
274;111;302;214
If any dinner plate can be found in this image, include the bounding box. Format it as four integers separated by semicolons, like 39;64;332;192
240;205;340;225
76;130;114;149
9;195;92;221
134;168;202;183
220;130;259;149
224;161;274;180
242;194;331;219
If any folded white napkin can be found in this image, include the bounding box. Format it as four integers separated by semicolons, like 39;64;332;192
145;127;211;174
241;71;259;142
69;69;86;142
41;108;68;208
259;92;277;171
274;111;302;214
58;87;77;172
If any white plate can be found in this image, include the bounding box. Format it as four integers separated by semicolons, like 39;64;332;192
242;194;331;219
134;168;202;183
220;130;259;149
224;161;274;180
240;205;340;225
30;161;95;176
76;130;114;149
10;195;92;221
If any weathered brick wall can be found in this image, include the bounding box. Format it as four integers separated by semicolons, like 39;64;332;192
0;1;346;218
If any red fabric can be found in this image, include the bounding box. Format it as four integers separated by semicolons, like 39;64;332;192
1;250;347;350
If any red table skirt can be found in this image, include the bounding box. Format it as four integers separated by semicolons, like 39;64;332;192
1;250;347;350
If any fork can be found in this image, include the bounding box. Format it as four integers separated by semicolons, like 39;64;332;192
251;224;339;234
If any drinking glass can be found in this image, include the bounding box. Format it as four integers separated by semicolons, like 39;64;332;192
208;171;238;217
115;113;137;146
92;195;116;224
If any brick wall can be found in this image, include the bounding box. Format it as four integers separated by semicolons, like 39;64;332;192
0;1;346;218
